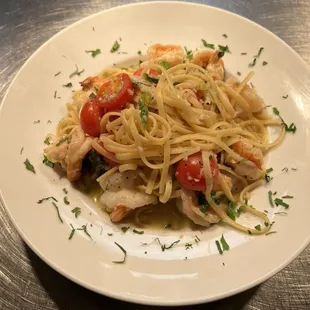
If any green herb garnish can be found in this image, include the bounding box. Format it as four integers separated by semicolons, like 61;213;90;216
215;240;223;255
89;92;96;98
282;95;288;99
54;91;57;99
282;195;293;199
237;71;241;76
52;202;63;223
248;230;252;235
43;155;54;168
185;243;193;250
222;34;228;38
86;49;101;58
137;50;142;55
69;65;84;78
113;242;127;264
143;73;159;84
248;58;257;67
274;198;289;209
184;46;193;60
254;224;261;231
274;212;288;215
71;207;81;218
262;61;268;66
63;196;70;205
68;224;75;240
77;224;92;240
133;229;144;235
63;82;72;88
138;98;149;128
24;159;35;174
107;233;113;236
218;45;230;53
110;41;120;53
220;234;230;251
254;47;264;58
265;231;277;236
157;60;170;70
37;196;58;204
54;71;61;77
56;136;72;146
268;190;274;207
20;147;24;155
201;39;215;49
264;221;269;227
63;188;68;195
241;52;247;55
33;120;40;124
155;238;180;251
226;201;237;221
273;107;297;133
121;226;130;233
44;137;51;145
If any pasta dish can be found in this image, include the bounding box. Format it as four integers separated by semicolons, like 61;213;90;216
44;44;285;235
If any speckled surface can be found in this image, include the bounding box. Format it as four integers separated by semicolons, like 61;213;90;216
0;1;309;309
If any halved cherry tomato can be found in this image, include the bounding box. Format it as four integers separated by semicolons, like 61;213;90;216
133;68;160;77
97;73;134;110
80;99;104;137
175;152;219;191
98;141;118;167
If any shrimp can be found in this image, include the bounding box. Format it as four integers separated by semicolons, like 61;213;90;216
227;141;264;181
146;44;185;66
80;76;107;91
226;76;264;113
213;174;232;192
99;171;158;222
177;188;220;227
191;50;225;80
44;126;93;181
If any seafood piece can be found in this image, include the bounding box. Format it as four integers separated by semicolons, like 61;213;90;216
99;171;158;222
80;76;107;91
226;76;264;113
44;126;93;181
213;174;232;192
191;50;225;80
146;44;185;66
227;141;264;181
177;188;220;227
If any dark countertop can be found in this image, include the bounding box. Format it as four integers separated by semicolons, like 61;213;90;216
0;1;309;309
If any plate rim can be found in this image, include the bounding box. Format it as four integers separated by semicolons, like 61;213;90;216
1;1;310;306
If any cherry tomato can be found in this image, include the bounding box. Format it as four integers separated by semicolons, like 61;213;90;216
97;73;134;110
80;99;103;137
175;152;219;191
133;68;160;77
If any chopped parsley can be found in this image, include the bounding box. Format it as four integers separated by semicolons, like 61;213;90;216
63;82;72;88
54;91;57;99
218;45;231;53
248;230;252;235
69;65;84;78
268;191;274;207
20;147;24;155
133;229;144;235
201;39;215;49
266;167;273;174
110;41;120;53
264;221;269;227
282;195;293;199
241;52;247;55
63;188;68;195
157;60;170;70
113;242;127;264
220;234;230;251
265;167;273;183
33;120;40;124
107;233;113;236
52;202;63;223
184;46;193;60
89;92;96;98
237;71;241;76
43;155;54;168
262;61;268;66
85;48;101;57
226;201;237;221
71;207;81;218
222;34;228;38
68;224;75;240
248;58;257;67
155;238;180;251
274;198;289;209
215;240;223;255
121;226;130;233
37;196;58;204
63;196;70;205
185;243;193;250
282;95;288;99
254;47;264;58
54;71;61;77
92;26;95;31
77;224;92;240
137;50;142;55
194;235;201;243
282;167;288;172
56;136;72;146
254;224;261;231
273;107;297;133
44;137;51;145
47;120;52;124
274;211;288;215
143;73;159;84
138;98;149;128
24;159;35;174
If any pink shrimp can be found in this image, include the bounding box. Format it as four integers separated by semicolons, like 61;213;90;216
110;205;130;223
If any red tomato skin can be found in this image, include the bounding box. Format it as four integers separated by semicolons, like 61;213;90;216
175;153;219;191
80;99;103;137
97;73;134;110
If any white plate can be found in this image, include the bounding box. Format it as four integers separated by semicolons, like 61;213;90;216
1;1;310;306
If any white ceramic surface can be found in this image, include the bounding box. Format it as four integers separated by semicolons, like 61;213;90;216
0;1;310;306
